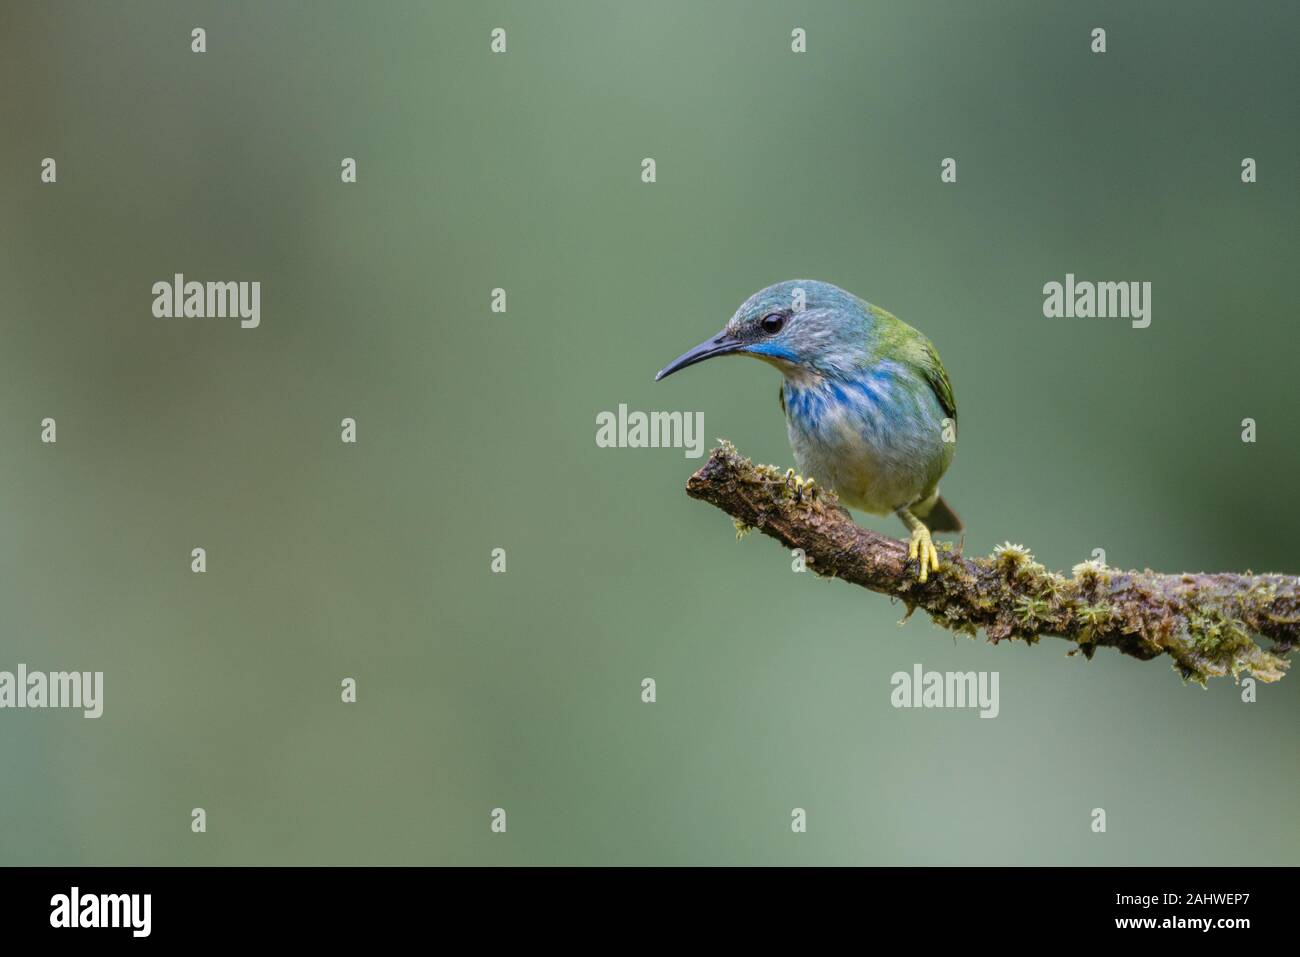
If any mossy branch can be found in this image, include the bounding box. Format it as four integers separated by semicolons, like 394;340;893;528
686;442;1296;685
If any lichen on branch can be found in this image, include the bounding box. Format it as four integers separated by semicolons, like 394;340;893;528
685;442;1295;684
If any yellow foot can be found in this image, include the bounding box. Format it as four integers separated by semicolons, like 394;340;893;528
908;525;941;583
784;469;816;501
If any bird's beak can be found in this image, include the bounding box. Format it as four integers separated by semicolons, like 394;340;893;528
654;331;745;381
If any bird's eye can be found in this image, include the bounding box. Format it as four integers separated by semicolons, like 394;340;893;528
760;312;786;335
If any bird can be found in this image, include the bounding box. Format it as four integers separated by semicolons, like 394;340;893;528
655;279;960;582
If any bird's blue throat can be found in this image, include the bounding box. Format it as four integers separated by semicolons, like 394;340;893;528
782;361;905;436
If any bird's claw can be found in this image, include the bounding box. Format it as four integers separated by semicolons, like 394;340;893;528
908;526;941;583
784;469;816;501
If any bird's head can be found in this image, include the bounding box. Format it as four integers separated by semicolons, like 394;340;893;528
655;279;873;384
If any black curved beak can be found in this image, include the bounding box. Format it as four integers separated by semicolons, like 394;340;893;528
654;331;744;381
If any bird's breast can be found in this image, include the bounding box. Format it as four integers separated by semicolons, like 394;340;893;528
782;364;951;515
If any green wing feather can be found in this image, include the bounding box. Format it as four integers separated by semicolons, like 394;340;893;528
869;305;955;419
918;338;956;420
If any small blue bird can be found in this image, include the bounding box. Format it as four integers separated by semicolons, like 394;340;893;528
656;279;960;582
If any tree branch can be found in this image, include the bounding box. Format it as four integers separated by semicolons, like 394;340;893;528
686;442;1296;684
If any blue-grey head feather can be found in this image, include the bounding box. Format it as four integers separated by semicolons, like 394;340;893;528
722;279;884;381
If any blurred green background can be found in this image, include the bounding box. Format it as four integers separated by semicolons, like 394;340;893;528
0;0;1296;865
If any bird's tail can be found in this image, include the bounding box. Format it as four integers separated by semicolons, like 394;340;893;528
920;496;963;533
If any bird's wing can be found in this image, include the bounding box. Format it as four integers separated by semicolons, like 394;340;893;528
778;383;785;413
917;338;956;420
871;304;956;420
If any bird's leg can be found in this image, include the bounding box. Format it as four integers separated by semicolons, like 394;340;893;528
896;506;941;583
